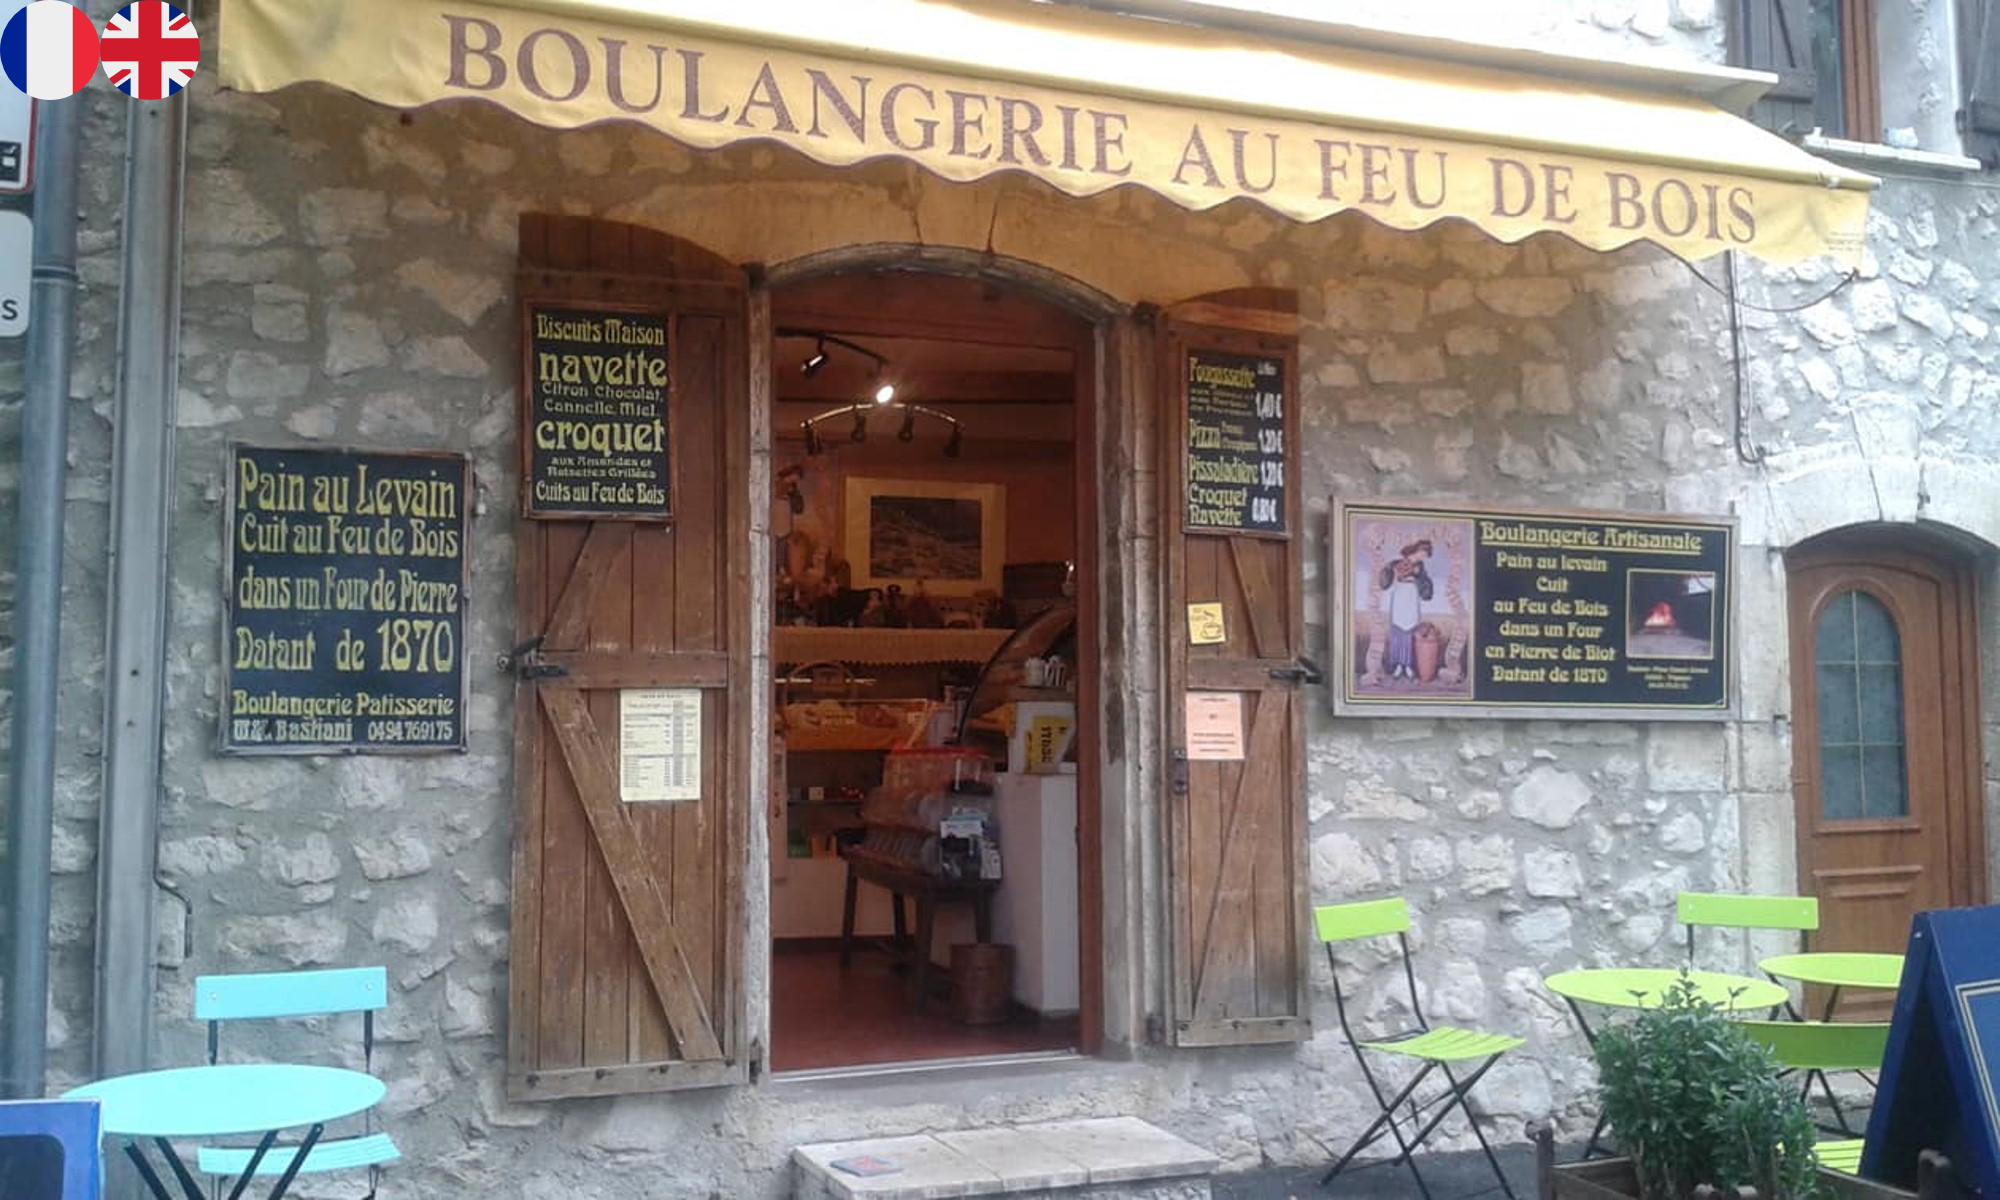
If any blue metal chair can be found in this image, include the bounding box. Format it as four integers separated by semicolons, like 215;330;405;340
192;967;400;1195
0;1097;102;1199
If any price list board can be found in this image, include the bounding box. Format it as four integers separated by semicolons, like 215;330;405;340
222;444;471;754
521;302;672;520
1184;349;1287;536
1332;500;1736;721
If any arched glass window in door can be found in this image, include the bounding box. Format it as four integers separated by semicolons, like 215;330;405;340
1814;590;1908;820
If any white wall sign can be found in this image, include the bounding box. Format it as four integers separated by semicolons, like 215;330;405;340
0;211;28;336
618;688;702;803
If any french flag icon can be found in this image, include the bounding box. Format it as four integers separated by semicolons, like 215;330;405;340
0;1;101;100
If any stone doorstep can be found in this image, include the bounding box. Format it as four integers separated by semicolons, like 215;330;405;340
792;1116;1220;1198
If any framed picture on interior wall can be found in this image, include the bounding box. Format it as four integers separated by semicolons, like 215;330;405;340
844;477;1006;596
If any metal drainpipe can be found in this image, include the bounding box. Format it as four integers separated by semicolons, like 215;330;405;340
94;92;187;1089
2;91;83;1101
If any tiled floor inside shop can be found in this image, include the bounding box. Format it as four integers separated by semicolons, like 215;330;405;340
770;946;1078;1073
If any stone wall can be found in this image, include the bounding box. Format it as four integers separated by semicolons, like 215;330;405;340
23;19;2000;1200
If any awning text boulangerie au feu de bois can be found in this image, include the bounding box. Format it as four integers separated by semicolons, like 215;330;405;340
219;0;1876;264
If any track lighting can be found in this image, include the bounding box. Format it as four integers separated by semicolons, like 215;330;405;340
874;382;896;405
800;401;962;459
779;327;889;379
800;339;829;377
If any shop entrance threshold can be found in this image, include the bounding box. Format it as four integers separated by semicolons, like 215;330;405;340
772;1047;1082;1084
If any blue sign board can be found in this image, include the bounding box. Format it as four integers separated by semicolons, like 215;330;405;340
1863;904;2000;1194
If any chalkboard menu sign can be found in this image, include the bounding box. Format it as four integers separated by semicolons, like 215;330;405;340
1331;500;1735;721
223;444;471;754
1864;904;2000;1195
521;302;671;520
1184;349;1287;536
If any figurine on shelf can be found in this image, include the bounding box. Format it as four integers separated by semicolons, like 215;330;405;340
856;588;888;627
882;584;908;628
973;589;1018;630
905;579;943;629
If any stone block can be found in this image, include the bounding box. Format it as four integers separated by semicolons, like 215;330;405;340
934;1129;1091;1191
1476;277;1574;318
1523;847;1582;898
1366;346;1447;384
1508;766;1592;829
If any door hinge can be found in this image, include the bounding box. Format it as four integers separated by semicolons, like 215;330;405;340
1270;656;1324;685
497;636;567;681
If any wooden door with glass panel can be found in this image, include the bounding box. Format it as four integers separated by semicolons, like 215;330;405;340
1788;534;1985;1018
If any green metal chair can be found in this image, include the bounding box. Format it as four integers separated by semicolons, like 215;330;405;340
1316;898;1523;1200
1736;1019;1889;1137
1816;1139;1865;1175
1676;891;1819;967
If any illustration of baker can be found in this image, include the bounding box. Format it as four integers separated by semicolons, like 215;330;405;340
1378;539;1434;681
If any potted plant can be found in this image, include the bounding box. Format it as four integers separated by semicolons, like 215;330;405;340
1537;976;1957;1199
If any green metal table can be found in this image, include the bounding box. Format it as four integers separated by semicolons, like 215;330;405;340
1759;952;1904;1020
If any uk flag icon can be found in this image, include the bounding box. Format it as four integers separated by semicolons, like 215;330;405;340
100;1;199;100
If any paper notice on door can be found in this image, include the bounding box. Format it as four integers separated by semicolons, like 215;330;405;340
1187;602;1226;645
619;688;702;802
1185;691;1246;761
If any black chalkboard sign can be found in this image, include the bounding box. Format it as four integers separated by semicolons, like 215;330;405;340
223;444;471;754
1333;501;1735;720
1185;349;1286;536
521;302;672;520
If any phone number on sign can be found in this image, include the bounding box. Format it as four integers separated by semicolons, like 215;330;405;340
366;718;457;743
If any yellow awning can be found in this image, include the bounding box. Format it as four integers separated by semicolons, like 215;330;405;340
218;0;1875;265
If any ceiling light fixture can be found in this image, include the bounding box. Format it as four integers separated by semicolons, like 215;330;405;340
874;382;896;405
799;401;963;460
778;326;890;380
800;339;829;377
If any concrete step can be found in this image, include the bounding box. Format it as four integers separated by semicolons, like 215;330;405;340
792;1115;1219;1199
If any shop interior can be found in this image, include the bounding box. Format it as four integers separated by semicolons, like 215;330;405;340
767;273;1089;1072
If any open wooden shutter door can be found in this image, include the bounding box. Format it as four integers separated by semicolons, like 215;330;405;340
1734;0;1820;132
508;216;750;1097
1161;293;1310;1047
1963;0;2000;163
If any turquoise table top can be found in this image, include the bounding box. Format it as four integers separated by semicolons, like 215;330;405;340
1544;967;1789;1012
65;1064;383;1139
1759;952;1905;991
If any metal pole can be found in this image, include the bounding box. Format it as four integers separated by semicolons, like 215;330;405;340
94;93;187;1088
2;92;82;1101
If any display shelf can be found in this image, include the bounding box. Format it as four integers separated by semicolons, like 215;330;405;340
773;626;1013;666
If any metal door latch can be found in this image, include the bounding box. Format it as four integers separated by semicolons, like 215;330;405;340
1270;656;1324;685
497;636;566;680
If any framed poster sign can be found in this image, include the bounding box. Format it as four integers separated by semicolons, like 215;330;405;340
520;301;672;520
1330;500;1736;721
1184;348;1287;536
222;444;471;754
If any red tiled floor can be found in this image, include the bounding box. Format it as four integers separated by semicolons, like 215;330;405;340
769;945;1078;1072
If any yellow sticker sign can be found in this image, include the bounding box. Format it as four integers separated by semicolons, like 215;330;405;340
1187;602;1226;646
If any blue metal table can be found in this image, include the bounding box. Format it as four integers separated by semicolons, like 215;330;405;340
66;1063;383;1200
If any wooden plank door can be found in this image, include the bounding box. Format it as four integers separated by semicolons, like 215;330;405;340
508;216;750;1097
1161;295;1309;1046
1788;533;1986;1019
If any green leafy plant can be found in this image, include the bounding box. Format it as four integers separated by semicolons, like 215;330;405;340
1592;976;1822;1199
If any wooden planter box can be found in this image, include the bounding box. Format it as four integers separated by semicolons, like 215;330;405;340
1532;1125;1961;1200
